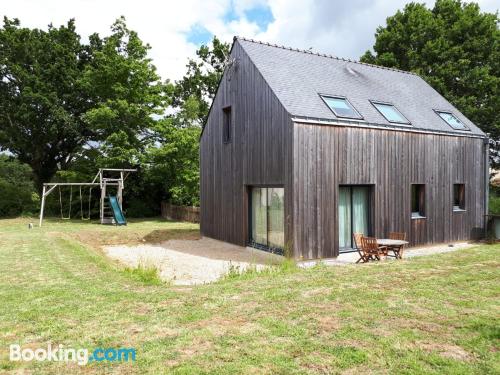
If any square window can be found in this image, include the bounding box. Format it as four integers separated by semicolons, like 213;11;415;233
222;106;231;143
371;101;411;124
435;111;468;130
320;95;362;119
453;184;465;211
411;184;425;218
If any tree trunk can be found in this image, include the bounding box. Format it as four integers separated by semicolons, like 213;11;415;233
31;162;58;195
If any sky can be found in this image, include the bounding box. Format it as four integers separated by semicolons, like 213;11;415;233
1;0;498;82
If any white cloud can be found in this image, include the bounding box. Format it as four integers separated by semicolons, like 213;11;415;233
257;0;499;61
1;0;498;82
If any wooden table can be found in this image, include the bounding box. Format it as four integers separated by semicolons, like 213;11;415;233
377;239;409;259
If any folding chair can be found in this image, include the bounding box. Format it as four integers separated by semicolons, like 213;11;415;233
353;233;366;263
360;236;387;262
388;232;406;259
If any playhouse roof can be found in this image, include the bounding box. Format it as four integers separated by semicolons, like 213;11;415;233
236;37;485;137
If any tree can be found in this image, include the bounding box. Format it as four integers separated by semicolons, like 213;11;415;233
146;97;201;206
0;155;38;216
0;17;167;192
361;0;500;165
172;36;230;124
142;37;230;207
0;17;93;191
81;17;167;168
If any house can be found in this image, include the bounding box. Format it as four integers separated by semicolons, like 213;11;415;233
200;37;488;260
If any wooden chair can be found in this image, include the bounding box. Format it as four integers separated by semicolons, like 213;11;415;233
359;236;387;262
388;232;406;259
353;233;365;264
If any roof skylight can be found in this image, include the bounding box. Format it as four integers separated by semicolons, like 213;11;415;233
435;111;468;130
320;95;362;119
371;102;410;125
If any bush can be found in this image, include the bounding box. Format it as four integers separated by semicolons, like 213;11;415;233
125;198;158;218
489;193;500;215
0;156;38;216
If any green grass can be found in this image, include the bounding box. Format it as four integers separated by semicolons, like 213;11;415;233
0;218;498;374
123;264;164;286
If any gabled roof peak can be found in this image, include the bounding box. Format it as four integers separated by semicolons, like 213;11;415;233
234;36;418;77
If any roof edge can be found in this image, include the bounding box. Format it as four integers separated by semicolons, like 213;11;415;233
200;38;239;140
234;36;418;77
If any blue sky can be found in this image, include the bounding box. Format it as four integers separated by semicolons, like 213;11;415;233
186;24;213;46
230;4;274;30
1;0;498;81
187;3;274;45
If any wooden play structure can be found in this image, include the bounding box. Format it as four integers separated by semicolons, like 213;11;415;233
39;168;136;227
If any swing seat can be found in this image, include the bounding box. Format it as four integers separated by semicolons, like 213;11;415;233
59;186;73;220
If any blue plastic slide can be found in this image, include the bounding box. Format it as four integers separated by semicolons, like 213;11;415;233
108;195;127;225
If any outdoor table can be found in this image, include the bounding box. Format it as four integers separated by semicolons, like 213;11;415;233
376;239;409;259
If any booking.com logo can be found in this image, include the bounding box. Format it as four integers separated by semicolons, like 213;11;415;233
9;344;136;366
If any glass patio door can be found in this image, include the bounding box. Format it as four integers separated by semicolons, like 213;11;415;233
250;187;284;252
338;186;370;251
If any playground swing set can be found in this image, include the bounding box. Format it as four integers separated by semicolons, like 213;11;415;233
39;168;136;227
57;185;93;220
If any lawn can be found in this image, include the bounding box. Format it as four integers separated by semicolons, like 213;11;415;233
0;218;498;374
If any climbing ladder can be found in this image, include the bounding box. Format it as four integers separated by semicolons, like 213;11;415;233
99;172;126;225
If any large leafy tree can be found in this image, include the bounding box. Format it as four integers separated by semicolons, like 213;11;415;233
0;17;166;192
0;18;93;191
82;17;166;168
361;0;500;164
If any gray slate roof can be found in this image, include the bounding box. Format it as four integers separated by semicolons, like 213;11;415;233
237;37;485;137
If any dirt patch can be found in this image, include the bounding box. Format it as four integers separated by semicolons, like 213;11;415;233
300;357;335;373
417;341;473;361
68;228;200;249
316;316;341;331
134;302;154;315
301;287;331;298
402;319;447;335
142;229;200;243
192;316;251;337
165;335;214;368
127;325;144;336
369;326;393;338
341;365;386;375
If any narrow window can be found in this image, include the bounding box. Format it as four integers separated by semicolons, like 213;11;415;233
371;101;411;124
435;111;468;130
453;184;465;211
222;106;231;143
411;184;425;218
320;95;363;119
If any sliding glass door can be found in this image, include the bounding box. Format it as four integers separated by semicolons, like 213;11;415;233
250;187;284;252
338;186;370;251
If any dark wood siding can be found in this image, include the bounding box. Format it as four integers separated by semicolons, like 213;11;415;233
200;40;293;248
292;123;487;259
200;41;487;260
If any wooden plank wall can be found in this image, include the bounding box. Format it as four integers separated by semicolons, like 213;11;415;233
200;41;293;248
293;123;487;259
